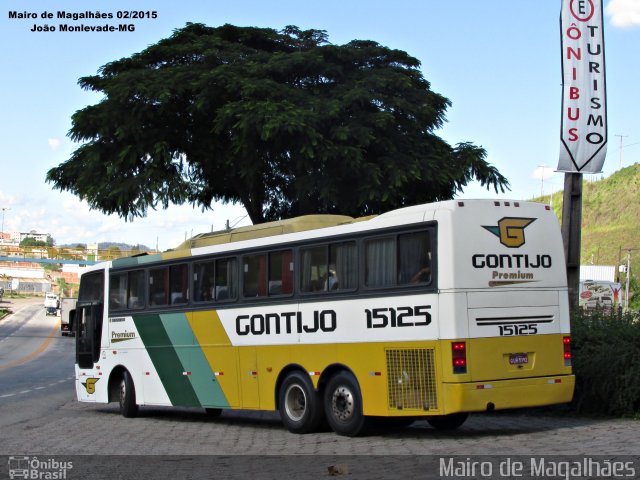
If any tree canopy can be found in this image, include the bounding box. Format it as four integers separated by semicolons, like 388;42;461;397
20;236;54;248
47;23;508;224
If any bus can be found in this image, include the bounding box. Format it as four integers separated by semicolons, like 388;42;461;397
70;200;574;436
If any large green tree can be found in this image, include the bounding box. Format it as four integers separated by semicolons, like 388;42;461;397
47;23;508;224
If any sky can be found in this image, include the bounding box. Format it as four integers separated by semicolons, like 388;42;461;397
1;0;639;251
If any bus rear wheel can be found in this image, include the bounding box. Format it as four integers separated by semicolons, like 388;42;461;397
119;370;139;418
278;371;324;434
427;412;468;430
324;371;367;436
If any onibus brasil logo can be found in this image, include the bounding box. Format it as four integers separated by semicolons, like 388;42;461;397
8;456;73;479
482;217;536;248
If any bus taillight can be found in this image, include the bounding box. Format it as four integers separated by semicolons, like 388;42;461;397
563;336;572;366
452;342;467;374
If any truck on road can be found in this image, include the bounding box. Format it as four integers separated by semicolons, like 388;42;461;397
44;293;59;309
60;297;77;336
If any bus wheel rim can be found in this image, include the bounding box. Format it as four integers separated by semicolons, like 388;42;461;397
331;386;354;421
120;379;126;406
284;384;307;422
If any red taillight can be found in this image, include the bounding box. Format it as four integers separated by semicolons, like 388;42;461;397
452;342;467;374
563;336;572;366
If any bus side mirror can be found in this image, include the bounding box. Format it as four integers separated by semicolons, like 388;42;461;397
69;309;76;333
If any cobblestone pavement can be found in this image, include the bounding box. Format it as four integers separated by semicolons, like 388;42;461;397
1;296;638;478
1;395;638;456
1;398;638;479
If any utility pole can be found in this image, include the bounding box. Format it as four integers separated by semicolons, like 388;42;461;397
624;250;631;312
614;134;628;169
622;247;639;312
561;174;582;310
1;207;10;240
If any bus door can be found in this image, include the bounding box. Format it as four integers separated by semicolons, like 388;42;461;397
74;271;105;402
75;301;104;370
74;301;104;403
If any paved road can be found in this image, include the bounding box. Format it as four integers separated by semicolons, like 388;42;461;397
0;297;638;479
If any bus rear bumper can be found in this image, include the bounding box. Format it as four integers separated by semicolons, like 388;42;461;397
441;375;575;414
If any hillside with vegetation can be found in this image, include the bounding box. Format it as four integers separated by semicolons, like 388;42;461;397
536;163;640;307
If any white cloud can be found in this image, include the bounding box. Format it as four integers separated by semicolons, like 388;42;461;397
606;0;640;28
1;186;251;251
48;138;61;150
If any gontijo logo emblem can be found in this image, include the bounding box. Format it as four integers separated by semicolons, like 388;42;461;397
482;217;536;248
81;377;99;394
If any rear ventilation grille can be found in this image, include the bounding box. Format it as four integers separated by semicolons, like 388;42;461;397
386;349;438;411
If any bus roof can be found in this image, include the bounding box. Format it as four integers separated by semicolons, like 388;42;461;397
175;214;361;250
108;200;551;270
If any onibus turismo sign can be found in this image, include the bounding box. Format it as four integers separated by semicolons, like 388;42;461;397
558;0;607;173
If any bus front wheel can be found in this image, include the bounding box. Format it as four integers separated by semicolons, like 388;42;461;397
119;371;139;418
278;371;324;434
324;371;367;436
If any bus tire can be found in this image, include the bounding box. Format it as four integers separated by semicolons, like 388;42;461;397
119;370;139;418
427;412;468;430
278;371;324;434
324;371;367;437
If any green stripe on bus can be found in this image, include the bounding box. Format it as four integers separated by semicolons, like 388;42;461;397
112;253;163;268
159;313;230;408
132;313;201;407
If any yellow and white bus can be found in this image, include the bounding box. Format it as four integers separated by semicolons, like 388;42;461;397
71;200;574;436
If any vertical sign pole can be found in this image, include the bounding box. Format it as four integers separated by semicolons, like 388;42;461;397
561;172;582;312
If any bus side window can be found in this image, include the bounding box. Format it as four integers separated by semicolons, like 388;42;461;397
269;250;293;295
170;264;189;304
110;273;127;311
127;270;146;309
300;246;327;293
330;241;357;291
215;258;237;300
365;237;396;287
398;231;432;285
149;267;169;306
243;254;267;297
193;261;215;302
